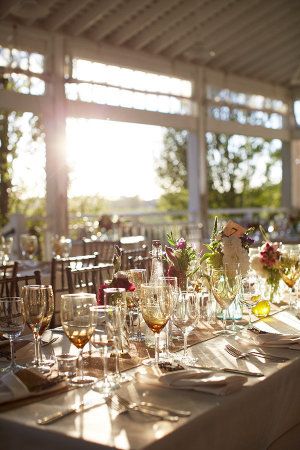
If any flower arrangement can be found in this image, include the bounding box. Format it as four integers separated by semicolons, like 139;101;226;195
250;228;281;300
165;232;199;290
201;218;254;277
97;245;135;304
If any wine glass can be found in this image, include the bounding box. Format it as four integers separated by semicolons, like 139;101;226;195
210;267;239;335
60;293;97;386
279;250;300;307
158;276;178;363
240;273;261;330
37;285;55;366
103;288;132;383
22;285;49;373
90;305;119;396
127;268;147;341
140;283;173;366
0;297;25;373
52;235;72;258
172;291;198;364
20;234;38;260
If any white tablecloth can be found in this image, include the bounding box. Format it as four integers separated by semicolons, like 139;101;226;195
1;309;300;450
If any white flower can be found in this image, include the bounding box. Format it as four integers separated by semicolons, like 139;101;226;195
222;236;249;276
250;255;268;278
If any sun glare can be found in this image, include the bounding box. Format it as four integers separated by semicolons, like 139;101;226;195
66;118;164;200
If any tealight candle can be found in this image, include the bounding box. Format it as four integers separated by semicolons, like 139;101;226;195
252;300;271;318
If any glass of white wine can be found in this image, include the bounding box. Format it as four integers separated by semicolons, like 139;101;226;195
279;250;300;307
140;283;173;366
0;297;26;373
60;293;97;386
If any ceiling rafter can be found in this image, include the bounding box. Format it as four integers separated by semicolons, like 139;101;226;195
276;63;300;85
69;0;122;37
219;11;300;71
110;0;180;46
147;0;232;55
229;20;300;74
25;0;56;26
205;0;285;55
167;0;260;59
129;0;203;50
245;38;300;80
45;0;90;31
90;0;153;42
0;0;21;20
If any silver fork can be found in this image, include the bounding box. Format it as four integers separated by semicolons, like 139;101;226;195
116;393;190;417
225;344;289;363
107;395;179;422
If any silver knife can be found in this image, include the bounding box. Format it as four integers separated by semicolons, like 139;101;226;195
37;400;103;425
186;365;264;377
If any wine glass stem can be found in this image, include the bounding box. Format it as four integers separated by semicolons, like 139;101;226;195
103;347;108;382
79;349;84;380
222;309;227;331
165;322;170;356
183;332;188;358
9;337;16;370
155;333;160;364
114;337;120;376
33;333;41;365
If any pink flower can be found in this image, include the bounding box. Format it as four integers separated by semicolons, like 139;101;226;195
176;238;186;250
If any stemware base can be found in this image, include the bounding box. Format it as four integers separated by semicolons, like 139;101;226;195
213;329;236;336
174;355;198;365
26;362;51;374
141;358;157;366
0;362;27;374
114;372;133;383
69;375;98;387
93;378;119;396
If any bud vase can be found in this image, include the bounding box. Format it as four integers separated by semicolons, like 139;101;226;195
178;273;188;291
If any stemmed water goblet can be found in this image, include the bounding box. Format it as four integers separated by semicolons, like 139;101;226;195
240;273;261;331
90;305;120;396
60;293;97;386
158;276;178;363
140;283;173;366
172;291;198;365
22;285;50;373
127;268;147;341
0;297;26;373
20;234;38;260
210;266;239;335
279;250;300;307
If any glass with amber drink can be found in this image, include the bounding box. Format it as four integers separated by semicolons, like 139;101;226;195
140;283;173;365
279;250;300;307
61;293;97;386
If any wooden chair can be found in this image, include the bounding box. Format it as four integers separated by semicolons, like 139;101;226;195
0;261;19;279
120;245;148;271
66;264;114;295
0;270;42;297
128;255;152;281
50;253;99;327
82;239;120;263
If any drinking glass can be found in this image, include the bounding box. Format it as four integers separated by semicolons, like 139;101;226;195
140;283;173;366
279;250;300;307
172;291;198;364
60;293;97;386
127;268;147;341
90;305;119;395
20;234;38;260
240;273;261;330
37;285;55;366
103;288;132;383
210;267;239;335
0;297;25;373
158;276;178;363
52;235;72;258
22;285;49;373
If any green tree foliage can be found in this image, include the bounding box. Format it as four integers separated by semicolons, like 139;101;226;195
156;128;281;212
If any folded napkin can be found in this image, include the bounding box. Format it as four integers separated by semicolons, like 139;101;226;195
136;367;247;396
0;369;67;405
248;332;300;349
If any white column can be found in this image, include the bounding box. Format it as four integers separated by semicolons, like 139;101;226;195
44;35;68;239
187;131;200;223
291;139;300;209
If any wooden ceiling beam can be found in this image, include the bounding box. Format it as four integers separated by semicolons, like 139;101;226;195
129;0;203;50
70;0;121;36
46;0;89;31
148;0;234;55
210;10;298;70
110;0;180;46
205;0;285;55
168;0;260;59
231;24;300;75
90;0;152;42
275;63;300;85
0;0;21;19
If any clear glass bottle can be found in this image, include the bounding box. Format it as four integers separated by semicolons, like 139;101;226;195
145;240;164;347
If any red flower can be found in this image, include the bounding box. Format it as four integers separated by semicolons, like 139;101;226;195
97;275;135;305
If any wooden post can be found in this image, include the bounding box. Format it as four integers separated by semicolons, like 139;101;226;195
44;35;68;239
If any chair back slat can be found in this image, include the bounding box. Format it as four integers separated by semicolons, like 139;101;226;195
66;264;114;295
82;239;120;263
120;245;148;271
130;255;152;281
0;270;42;297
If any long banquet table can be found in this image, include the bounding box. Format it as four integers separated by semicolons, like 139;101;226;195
1;308;300;450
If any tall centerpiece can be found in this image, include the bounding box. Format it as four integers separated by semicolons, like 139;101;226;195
165;233;199;291
250;228;282;303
